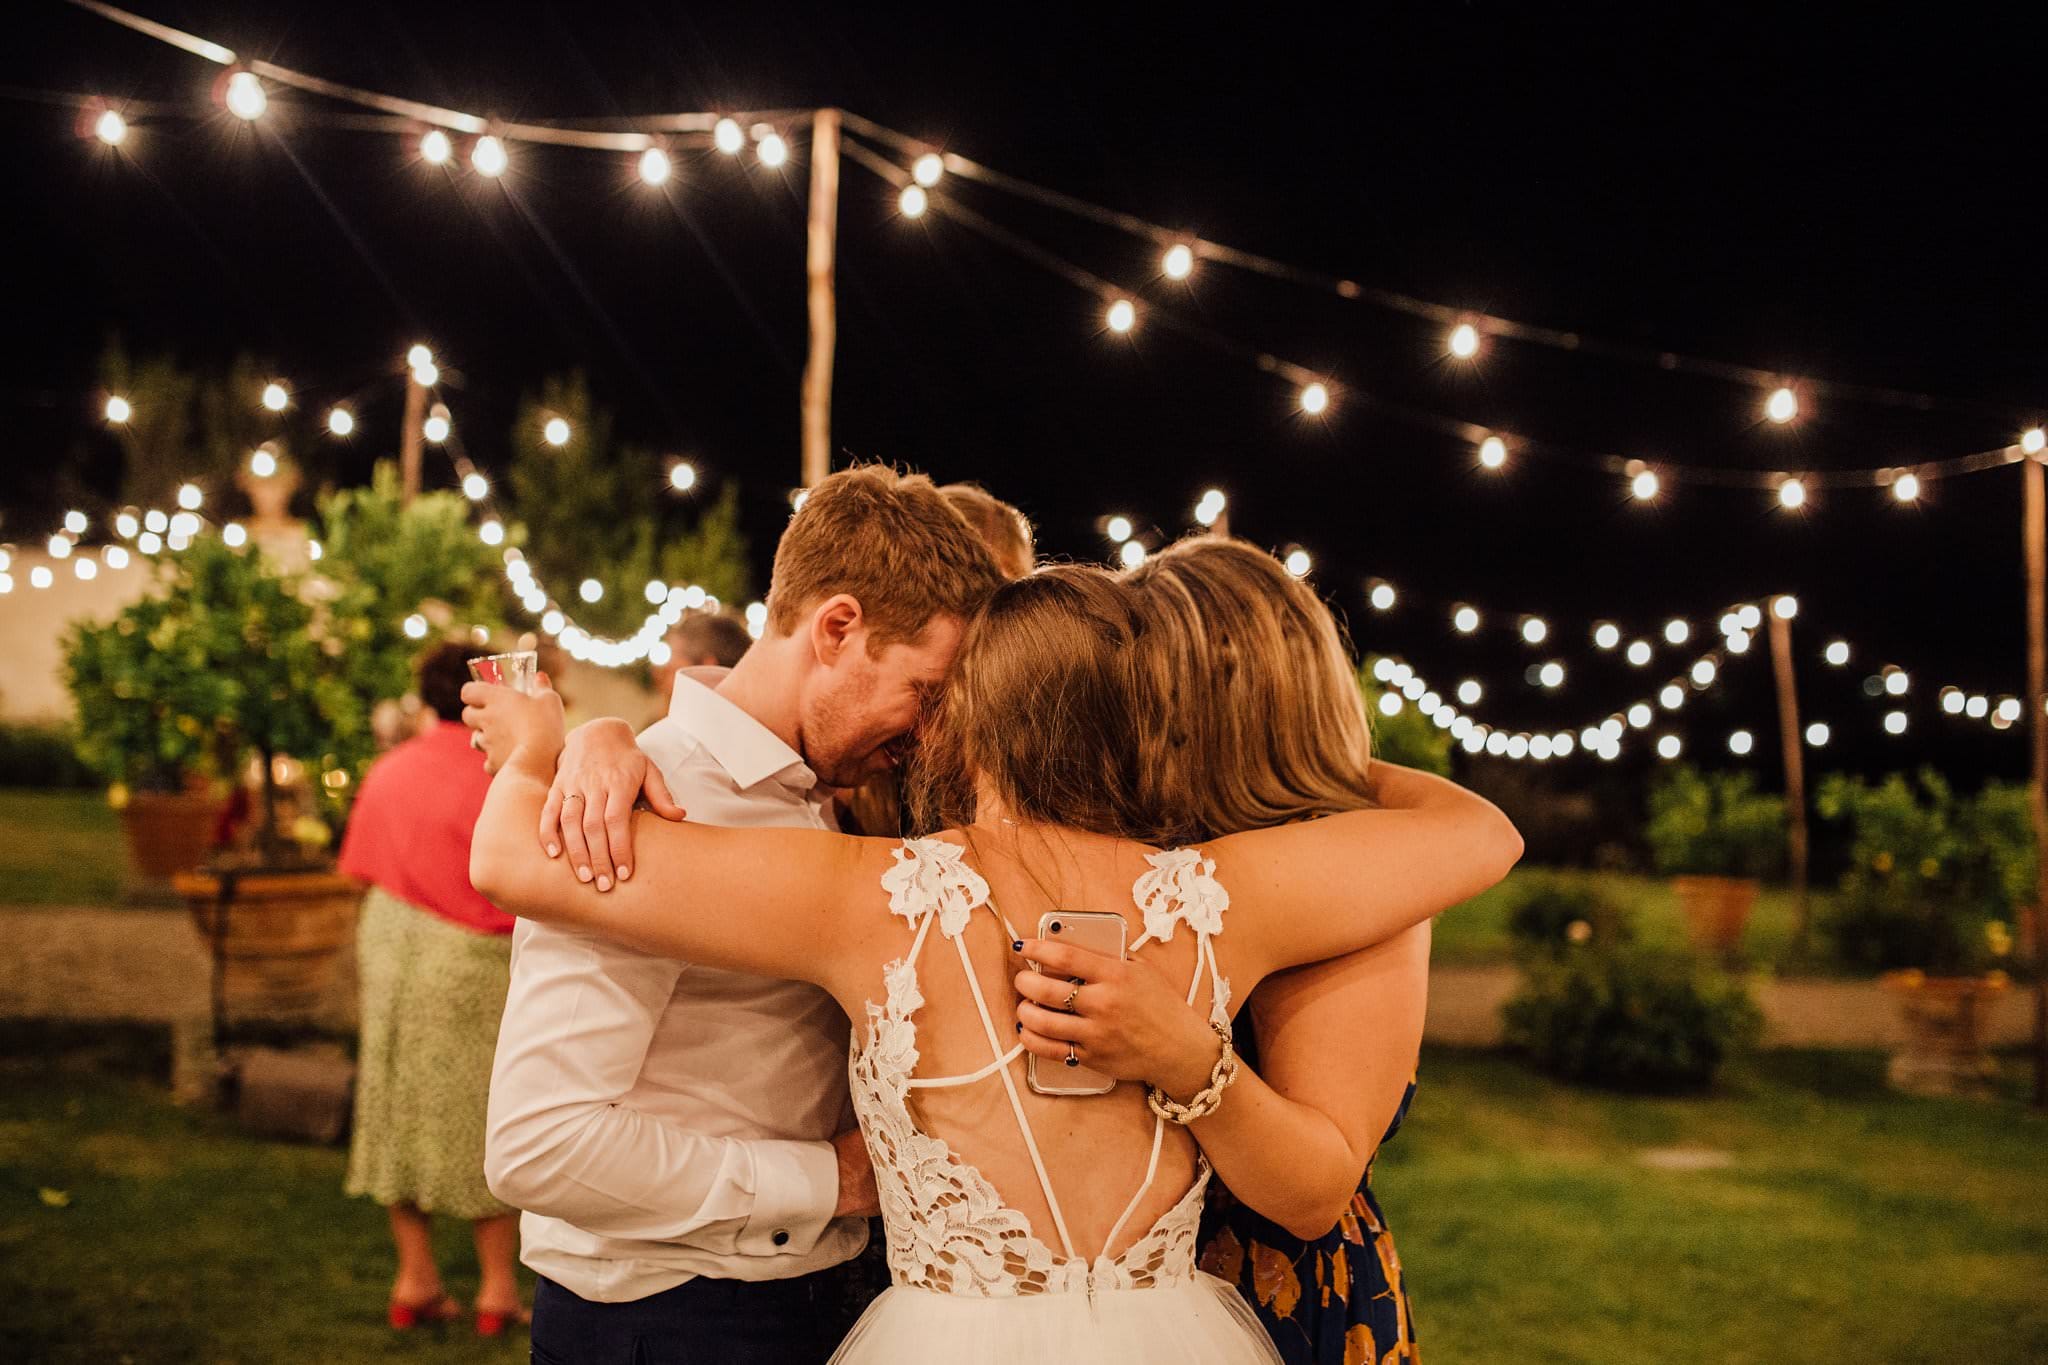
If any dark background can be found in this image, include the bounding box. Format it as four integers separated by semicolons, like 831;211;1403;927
7;2;2045;797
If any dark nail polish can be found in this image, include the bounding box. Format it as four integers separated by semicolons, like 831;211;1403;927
1064;1056;1079;1068
1011;940;1023;951
1015;1021;1023;1033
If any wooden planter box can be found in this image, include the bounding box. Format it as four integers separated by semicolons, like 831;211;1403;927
1672;874;1759;955
174;869;358;1021
1880;970;2008;1098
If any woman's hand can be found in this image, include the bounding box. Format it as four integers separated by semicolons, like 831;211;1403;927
540;719;686;891
1013;938;1225;1101
460;679;568;780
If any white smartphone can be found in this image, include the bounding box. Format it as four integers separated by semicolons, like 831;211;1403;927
1025;910;1127;1097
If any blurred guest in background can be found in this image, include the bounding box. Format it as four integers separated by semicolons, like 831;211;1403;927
339;640;528;1337
940;481;1034;580
653;609;754;704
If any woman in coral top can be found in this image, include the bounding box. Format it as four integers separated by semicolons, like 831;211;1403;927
339;641;526;1336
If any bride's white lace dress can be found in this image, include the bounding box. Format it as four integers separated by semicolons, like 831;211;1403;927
830;839;1280;1364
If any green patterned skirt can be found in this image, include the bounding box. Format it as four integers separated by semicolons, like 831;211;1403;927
344;887;515;1220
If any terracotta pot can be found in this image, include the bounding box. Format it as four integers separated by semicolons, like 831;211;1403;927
1879;970;2009;1098
1672;875;1759;955
120;790;224;885
175;868;359;1019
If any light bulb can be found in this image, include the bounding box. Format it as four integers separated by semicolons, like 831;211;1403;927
2023;428;2047;456
1885;711;1908;735
1453;606;1480;633
669;462;697;491
420;128;452;165
757;133;789;167
1370;583;1396;611
1660;683;1685;709
405;344;433;371
1664;619;1690;645
1379;692;1403;717
1539;662;1564;688
544;417;571;447
1657;735;1683;760
1120;540;1147;568
1966;695;1988;719
114;513;138;539
1691;660;1716;686
177;483;203;511
1594;623;1620;649
462;473;489;500
327;407;354;437
48;535;72;559
1448;323;1480;359
144;509;167;533
403;613;428;640
1773;594;1798;620
638;146;672;185
471;135;508;178
1162;243;1194;280
104;395;131;424
1893;472;1920;502
1520;617;1547;645
249;448;277;478
136;532;160;554
579;578;603;603
1631;469;1660;501
411;361;439;388
1885;670;1909;695
1284;549;1312;578
912;153;944;187
1778;477;1807;509
1805;722;1830;746
1105;515;1133;544
898;185;928;218
261;382;288;412
1765;386;1798;424
423;412;450;443
713;118;744;154
224;70;266;121
1299;382;1330;416
1478;436;1507;469
95;109;127;146
1729;730;1754;756
645;579;669;605
104;546;129;570
222;523;247;548
30;566;52;589
1824;640;1850;666
1458;680;1482;705
1106;298;1136;333
64;510;88;535
74;557;97;580
1628;703;1653;728
169;512;200;538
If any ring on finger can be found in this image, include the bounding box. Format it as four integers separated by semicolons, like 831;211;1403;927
562;793;584;804
1061;981;1081;1012
1065;1041;1079;1068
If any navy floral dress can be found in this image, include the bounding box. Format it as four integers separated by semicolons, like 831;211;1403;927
1198;1025;1420;1365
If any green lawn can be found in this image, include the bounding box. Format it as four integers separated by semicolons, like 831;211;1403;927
4;1033;2043;1363
1435;866;1821;972
0;789;126;906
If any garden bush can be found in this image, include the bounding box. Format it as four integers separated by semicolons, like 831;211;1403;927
1503;941;1762;1091
0;722;98;789
1505;874;1634;953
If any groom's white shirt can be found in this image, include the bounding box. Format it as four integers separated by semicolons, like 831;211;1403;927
485;676;868;1302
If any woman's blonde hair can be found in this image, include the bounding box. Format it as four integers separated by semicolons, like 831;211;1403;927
1122;537;1376;843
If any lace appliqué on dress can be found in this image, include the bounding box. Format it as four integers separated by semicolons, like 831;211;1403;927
1133;848;1230;944
881;837;990;940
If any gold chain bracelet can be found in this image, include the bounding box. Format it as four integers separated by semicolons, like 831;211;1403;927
1145;1019;1239;1125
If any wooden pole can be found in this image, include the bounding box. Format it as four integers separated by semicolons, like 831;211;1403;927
2023;458;2048;1107
398;373;426;506
800;107;841;490
1767;602;1811;956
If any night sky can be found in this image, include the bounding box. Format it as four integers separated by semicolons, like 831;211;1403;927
8;3;2046;793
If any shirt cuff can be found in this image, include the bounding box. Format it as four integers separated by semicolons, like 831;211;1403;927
736;1139;841;1256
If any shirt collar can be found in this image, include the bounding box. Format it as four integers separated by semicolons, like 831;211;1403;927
666;677;817;794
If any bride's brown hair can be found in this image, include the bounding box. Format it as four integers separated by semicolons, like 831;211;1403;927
1122;537;1377;844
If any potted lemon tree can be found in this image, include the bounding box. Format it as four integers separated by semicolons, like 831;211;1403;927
1816;769;2026;1097
1645;765;1787;957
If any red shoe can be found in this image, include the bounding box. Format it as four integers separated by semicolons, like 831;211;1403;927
388;1294;462;1330
474;1303;532;1337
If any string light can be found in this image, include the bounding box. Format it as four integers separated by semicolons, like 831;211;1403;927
1457;680;1482;705
1663;619;1690;645
2023;428;2047;456
1369;581;1397;611
114;512;138;538
223;70;266;121
1659;683;1685;709
411;359;439;387
1777;476;1807;509
1885;711;1908;735
1729;730;1754;755
1805;722;1830;746
249;448;277;477
136;532;160;554
176;483;203;511
94;109;127;146
471;135;508;177
1773;594;1799;620
1765;386;1799;424
1691;659;1717;686
745;601;769;639
104;546;129;570
1119;540;1147;568
638;146;672;186
1520;616;1547;645
462;473;489;500
1447;323;1480;359
1478;436;1507;470
1105;298;1136;334
1628;704;1653;728
1194;489;1226;527
144;510;167;534
669;461;697;491
1892;472;1920;502
479;519;504;546
1593;623;1620;650
1105;515;1133;543
407;343;434;370
419;128;452;165
912;153;945;187
898;185;928;218
424;407;451;443
1657;735;1683;760
222;522;247;548
104;395;131;424
1299;381;1330;416
48;535;72;559
1162;243;1194;280
1825;640;1850;665
261;381;288;412
1539;662;1565;688
1284;548;1312;578
543;417;571;446
1630;468;1660;501
63;511;88;535
327;407;354;436
1453;606;1480;634
31;566;53;589
403;613;428;640
579;578;603;603
757;133;789;168
713;118;744;154
1883;668;1909;695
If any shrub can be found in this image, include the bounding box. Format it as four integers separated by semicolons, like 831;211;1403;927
1645;764;1787;879
0;722;99;789
1815;768;2029;975
1505;874;1635;953
1503;942;1762;1091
